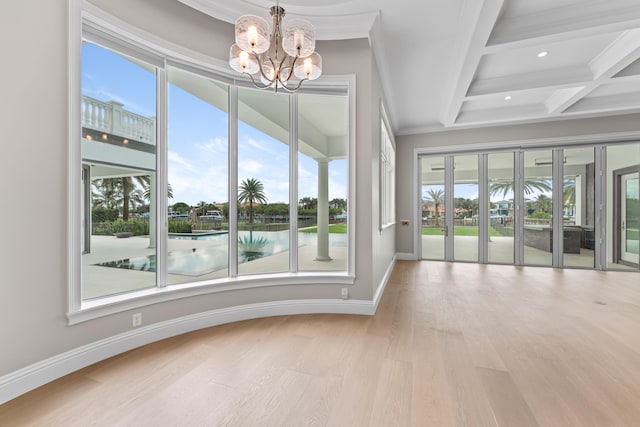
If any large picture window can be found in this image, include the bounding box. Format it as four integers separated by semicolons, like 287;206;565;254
72;15;353;317
81;42;158;300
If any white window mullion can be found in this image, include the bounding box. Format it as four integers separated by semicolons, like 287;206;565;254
478;154;488;264
595;145;607;270
515;151;525;265
156;65;169;287
445;155;455;261
290;94;299;273
69;0;83;312
552;149;564;267
228;86;239;278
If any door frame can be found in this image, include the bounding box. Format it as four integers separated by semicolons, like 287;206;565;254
613;165;640;267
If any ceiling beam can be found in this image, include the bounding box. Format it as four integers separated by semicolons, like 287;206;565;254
545;28;640;114
545;86;589;115
442;0;505;127
467;65;593;97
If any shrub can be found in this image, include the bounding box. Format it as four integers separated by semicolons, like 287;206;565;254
529;211;552;219
168;219;192;233
93;219;149;236
92;207;119;222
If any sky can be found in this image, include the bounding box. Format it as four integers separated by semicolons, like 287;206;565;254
82;43;347;206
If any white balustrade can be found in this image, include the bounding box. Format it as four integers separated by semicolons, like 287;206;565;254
81;96;156;145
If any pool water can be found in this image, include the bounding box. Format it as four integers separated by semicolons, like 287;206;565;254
95;230;346;276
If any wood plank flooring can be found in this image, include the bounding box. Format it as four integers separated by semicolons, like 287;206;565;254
2;261;640;426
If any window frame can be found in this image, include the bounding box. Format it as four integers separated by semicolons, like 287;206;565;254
68;1;355;324
380;101;396;230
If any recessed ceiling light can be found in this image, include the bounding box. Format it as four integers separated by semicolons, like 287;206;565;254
504;95;512;101
537;51;548;58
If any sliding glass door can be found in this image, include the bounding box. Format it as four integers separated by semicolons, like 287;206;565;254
620;172;639;266
421;156;446;260
453;155;479;262
488;153;515;264
419;144;640;271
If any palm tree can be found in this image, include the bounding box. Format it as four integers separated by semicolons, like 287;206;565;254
239;178;268;224
563;178;576;210
535;194;552;214
425;188;444;226
121;176;151;221
92;179;122;210
141;182;173;203
489;178;552;198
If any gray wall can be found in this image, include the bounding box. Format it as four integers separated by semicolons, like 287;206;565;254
0;0;393;377
396;115;640;255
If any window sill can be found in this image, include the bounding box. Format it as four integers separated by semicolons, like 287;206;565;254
68;272;355;325
380;222;396;232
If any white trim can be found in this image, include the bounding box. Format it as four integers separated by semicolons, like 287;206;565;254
372;256;396;312
347;74;357;278
396;252;418;261
69;273;355;325
413;150;421;259
1;298;375;405
379;100;396;230
68;0;83;313
413;130;640;156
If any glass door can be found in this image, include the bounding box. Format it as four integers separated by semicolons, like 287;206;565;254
523;150;554;266
420;157;446;260
563;147;596;268
619;171;639;266
453;155;479;262
488;153;515;264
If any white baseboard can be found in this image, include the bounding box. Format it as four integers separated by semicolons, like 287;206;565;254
372;256;396;312
0;298;375;405
396;252;417;260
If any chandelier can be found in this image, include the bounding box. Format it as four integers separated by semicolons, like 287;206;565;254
229;5;322;92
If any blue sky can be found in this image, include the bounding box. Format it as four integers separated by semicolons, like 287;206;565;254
82;43;347;206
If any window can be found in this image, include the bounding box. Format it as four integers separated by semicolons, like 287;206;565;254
380;104;395;228
298;93;349;271
81;41;158;300
167;66;229;284
71;10;353;319
237;87;290;275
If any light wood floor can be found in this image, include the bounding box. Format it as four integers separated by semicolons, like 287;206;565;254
2;261;640;426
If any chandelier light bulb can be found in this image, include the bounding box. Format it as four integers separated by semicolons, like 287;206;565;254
247;26;259;48
304;58;313;77
235;15;269;54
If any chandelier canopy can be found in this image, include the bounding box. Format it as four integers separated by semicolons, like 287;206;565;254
229;5;322;92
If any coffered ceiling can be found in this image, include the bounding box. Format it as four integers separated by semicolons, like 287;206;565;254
178;0;640;135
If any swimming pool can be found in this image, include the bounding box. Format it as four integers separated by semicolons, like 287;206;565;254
96;231;346;276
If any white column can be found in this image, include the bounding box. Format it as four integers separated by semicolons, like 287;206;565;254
316;159;331;261
149;173;157;249
575;175;583;226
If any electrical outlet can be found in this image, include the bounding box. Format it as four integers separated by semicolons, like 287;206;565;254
132;312;142;327
341;288;349;300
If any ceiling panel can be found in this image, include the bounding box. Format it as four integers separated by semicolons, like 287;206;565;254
476;32;621;80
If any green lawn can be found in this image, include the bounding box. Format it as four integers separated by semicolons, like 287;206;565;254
422;226;501;237
300;223;347;234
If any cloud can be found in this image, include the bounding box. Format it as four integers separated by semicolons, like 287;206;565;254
197;137;227;156
240;160;264;175
246;137;274;154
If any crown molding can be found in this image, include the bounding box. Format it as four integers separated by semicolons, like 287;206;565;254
177;0;379;40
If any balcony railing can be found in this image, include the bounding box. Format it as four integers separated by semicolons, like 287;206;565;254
82;96;155;145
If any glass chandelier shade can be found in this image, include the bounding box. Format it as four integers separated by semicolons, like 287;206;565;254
228;5;322;92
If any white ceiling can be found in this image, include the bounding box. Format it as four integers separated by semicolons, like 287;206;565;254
178;0;640;135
